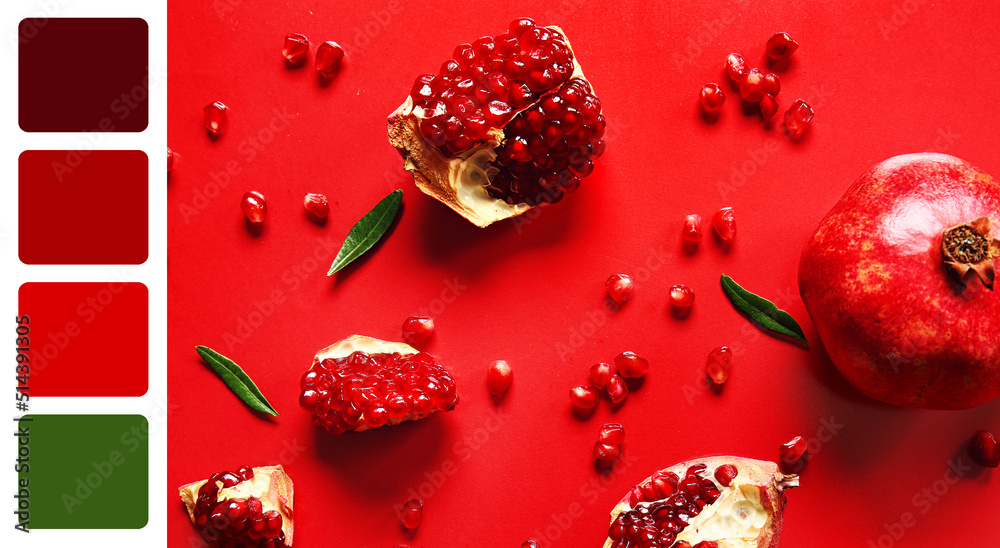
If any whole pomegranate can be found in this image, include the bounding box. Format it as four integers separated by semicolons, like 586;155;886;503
387;17;605;227
799;153;1000;409
603;456;798;548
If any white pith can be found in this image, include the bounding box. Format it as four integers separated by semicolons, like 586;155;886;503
604;457;798;548
386;25;591;228
312;335;446;431
178;465;295;545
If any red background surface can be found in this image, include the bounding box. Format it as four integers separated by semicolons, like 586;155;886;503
21;282;148;397
168;1;1000;546
19;150;149;264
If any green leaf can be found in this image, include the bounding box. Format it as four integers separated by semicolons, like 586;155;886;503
720;274;809;347
196;346;279;416
328;189;403;275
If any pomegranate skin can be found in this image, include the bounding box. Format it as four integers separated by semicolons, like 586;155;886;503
799;153;1000;409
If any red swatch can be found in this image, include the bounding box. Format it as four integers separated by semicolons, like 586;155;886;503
19;18;149;132
19;282;148;397
19;150;148;265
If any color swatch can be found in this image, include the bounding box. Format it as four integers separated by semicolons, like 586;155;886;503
19;18;149;132
19;282;148;397
17;415;149;529
19;150;148;265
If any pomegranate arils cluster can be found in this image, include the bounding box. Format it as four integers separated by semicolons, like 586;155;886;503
299;347;458;434
489;76;605;206
179;465;293;548
595;422;625;461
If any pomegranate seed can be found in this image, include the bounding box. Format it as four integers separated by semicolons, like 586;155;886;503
614;351;648;378
760;94;779;119
508;17;536;37
303;193;330;219
725;53;749;82
204;101;229;137
282;33;309;67
605;274;634;303
398;498;423;529
784;99;814;132
166;147;174;173
316;41;345;76
762;73;780;96
714;464;738;487
570;385;600;408
589;362;616;389
780;436;808;463
594;441;621;461
765;32;799;60
241;191;267;223
522;541;541;548
487;360;513;396
607;374;628;404
969;430;1000;467
698;83;726;111
401;316;435;346
739;68;765;102
682;214;703;242
706;346;733;385
599;423;625;445
712;207;736;241
669;285;696;308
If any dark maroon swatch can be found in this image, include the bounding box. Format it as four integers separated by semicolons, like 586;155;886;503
19;150;148;265
19;18;148;132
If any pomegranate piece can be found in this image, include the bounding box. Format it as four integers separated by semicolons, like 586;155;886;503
398;498;423;529
969;430;1000;468
682;214;703;242
762;72;780;96
589;362;616;389
698;83;726;111
299;335;458;434
712;207;736;241
739;68;765;102
714;464;738;487
605;274;634;303
599;423;625;445
614;351;648;378
241;191;268;223
387;18;604;227
203;101;229;137
669;284;696;308
760;94;779;119
604;457;798;548
570;385;600;408
606;374;628;404
594;441;621;461
316;41;345;76
725;53;749;82
282;33;310;67
765;32;799;60
779;436;808;463
401;316;435;346
303;193;330;219
166;147;174;173
799;154;1000;409
784;99;814;132
178;465;294;548
706;346;733;385
487;359;513;396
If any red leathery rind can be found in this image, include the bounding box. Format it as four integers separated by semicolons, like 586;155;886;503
799;153;1000;409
